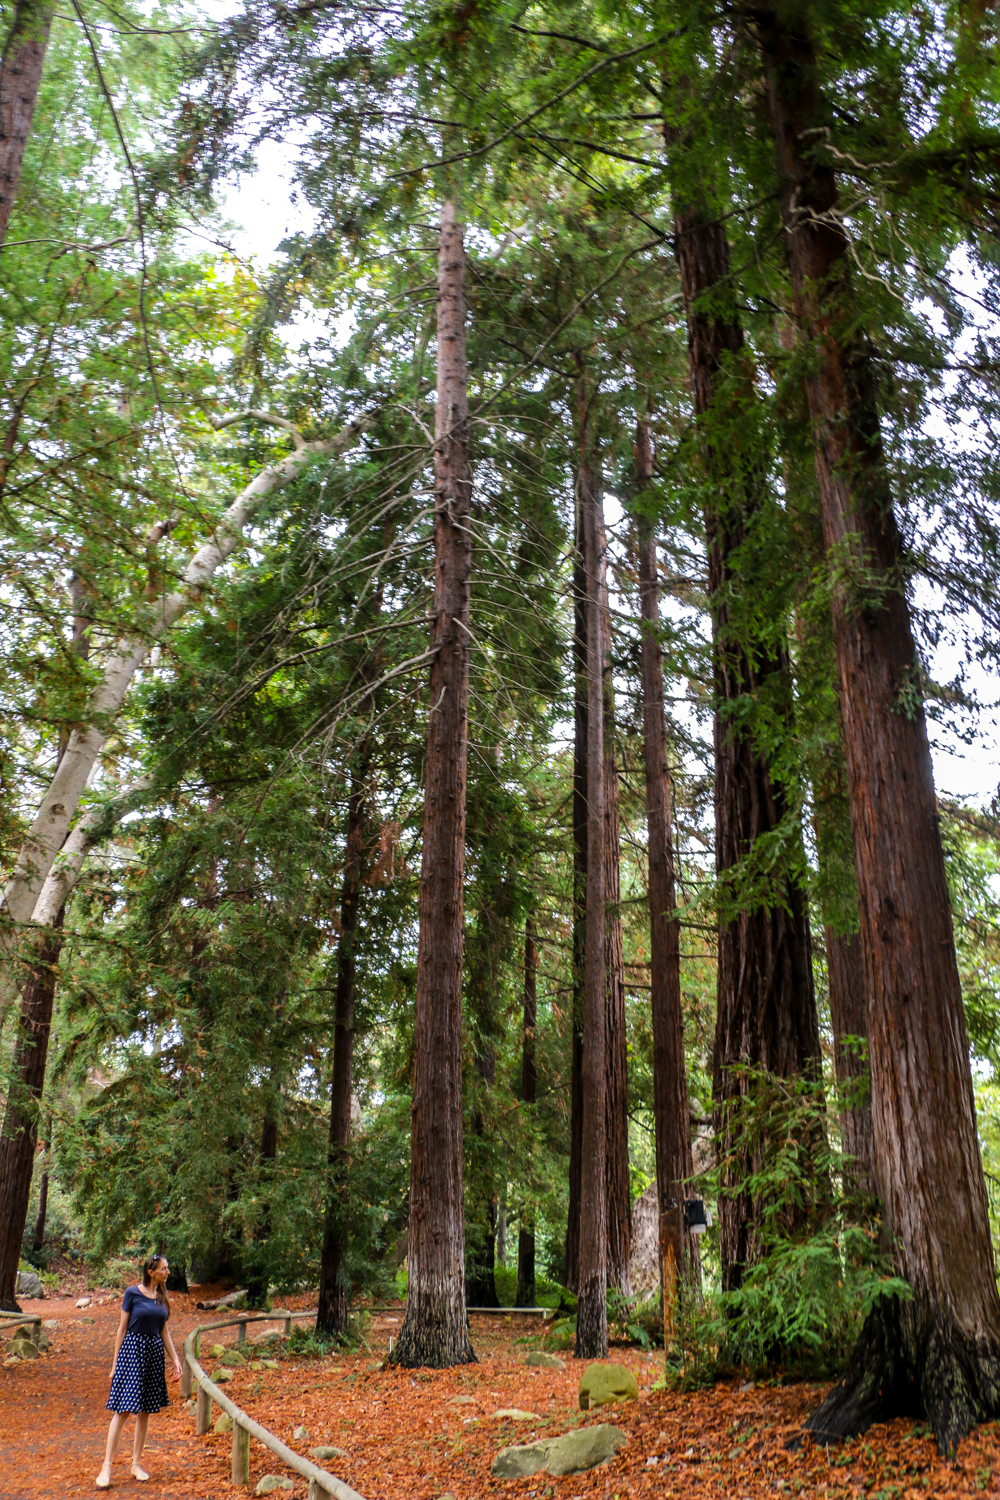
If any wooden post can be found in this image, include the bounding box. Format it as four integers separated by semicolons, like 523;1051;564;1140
195;1384;211;1435
284;1314;292;1337
308;1480;331;1500
237;1319;247;1347
193;1331;201;1359
180;1353;192;1399
231;1419;250;1485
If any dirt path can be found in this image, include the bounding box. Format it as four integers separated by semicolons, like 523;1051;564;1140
0;1292;294;1499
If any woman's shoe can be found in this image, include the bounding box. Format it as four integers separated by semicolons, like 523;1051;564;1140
130;1467;150;1482
95;1476;111;1491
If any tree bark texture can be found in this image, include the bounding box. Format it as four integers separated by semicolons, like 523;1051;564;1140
575;458;609;1360
466;1044;500;1309
516;917;537;1309
31;1120;49;1253
317;758;368;1334
670;188;822;1293
756;5;1000;1453
600;508;631;1296
565;511;588;1296
0;911;62;1310
392;200;475;1368
635;420;699;1333
826;926;875;1195
0;0;53;248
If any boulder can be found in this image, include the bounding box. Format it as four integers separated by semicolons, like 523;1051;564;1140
578;1363;638;1411
310;1446;348;1462
449;1395;476;1405
292;1424;310;1441
213;1412;233;1435
209;1343;227;1358
492;1409;539;1421
525;1351;565;1370
262;1359;280;1370
16;1270;44;1299
220;1350;246;1367
42;1319;59;1329
250;1360;264;1371
75;1296;91;1309
627;1182;660;1295
253;1479;293;1496
8;1338;39;1360
491;1424;626;1479
213;1368;234;1383
77;1316;95;1325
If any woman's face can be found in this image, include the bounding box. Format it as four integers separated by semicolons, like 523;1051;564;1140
149;1258;169;1286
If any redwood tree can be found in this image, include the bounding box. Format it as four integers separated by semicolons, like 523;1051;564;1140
755;2;1000;1451
635;418;698;1333
515;916;537;1309
390;198;475;1368
667;164;823;1290
0;0;53;248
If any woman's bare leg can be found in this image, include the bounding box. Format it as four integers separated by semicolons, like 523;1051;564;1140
131;1413;151;1479
96;1412;129;1486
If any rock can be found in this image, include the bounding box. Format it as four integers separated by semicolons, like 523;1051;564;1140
8;1338;38;1360
262;1359;280;1370
310;1446;348;1461
491;1424;627;1479
75;1296;91;1309
578;1363;638;1411
449;1395;476;1405
36;1331;50;1351
3;1356;20;1367
220;1349;246;1367
250;1360;264;1370
183;1398;196;1414
16;1271;44;1299
292;1424;310;1441
213;1368;234;1383
525;1351;565;1370
213;1412;233;1434
43;1319;59;1329
493;1408;539;1421
210;1343;227;1358
77;1316;95;1325
253;1479;293;1496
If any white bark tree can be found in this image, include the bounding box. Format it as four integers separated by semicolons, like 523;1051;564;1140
0;411;373;1021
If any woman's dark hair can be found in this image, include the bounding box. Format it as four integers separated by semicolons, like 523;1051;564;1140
141;1255;170;1319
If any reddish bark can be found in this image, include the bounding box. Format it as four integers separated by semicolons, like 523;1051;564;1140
670;189;822;1292
756;5;1000;1451
635;420;699;1330
0;0;53;247
0;912;62;1310
392;200;475;1367
575;456;608;1360
565;509;588;1296
826;926;875;1195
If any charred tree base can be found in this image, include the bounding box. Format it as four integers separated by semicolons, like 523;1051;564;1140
804;1296;1000;1457
389;1288;477;1369
574;1272;608;1360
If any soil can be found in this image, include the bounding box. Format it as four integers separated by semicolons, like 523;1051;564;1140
3;1297;1000;1497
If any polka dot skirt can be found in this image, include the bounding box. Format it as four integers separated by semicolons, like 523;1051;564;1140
106;1329;169;1414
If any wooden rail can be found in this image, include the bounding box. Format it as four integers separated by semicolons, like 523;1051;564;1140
0;1313;42;1337
181;1311;365;1500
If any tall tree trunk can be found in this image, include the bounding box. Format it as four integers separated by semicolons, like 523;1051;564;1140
600;495;631;1295
635;420;699;1337
565;506;588;1295
31;1116;50;1254
668;180;822;1293
466;1045;500;1309
756;6;1000;1452
826;927;874;1194
0;911;62;1310
392;199;475;1368
575;457;609;1360
245;1099;279;1309
516;916;537;1309
0;0;53;248
317;749;370;1334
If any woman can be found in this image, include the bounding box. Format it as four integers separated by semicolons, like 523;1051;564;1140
96;1254;182;1489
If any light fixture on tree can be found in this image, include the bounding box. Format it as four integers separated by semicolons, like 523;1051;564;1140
683;1198;712;1236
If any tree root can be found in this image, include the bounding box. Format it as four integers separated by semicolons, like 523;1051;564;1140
802;1296;1000;1457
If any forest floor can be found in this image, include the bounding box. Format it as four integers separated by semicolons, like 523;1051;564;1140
3;1295;1000;1497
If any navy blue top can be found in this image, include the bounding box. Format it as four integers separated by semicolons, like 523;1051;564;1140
123;1285;169;1338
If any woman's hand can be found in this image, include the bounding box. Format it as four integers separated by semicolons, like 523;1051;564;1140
109;1363;117;1382
172;1359;183;1381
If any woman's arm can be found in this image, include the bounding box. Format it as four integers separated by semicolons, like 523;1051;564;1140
163;1324;182;1379
109;1308;130;1381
